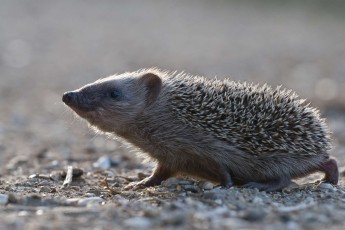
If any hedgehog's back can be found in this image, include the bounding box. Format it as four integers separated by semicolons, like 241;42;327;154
167;73;332;156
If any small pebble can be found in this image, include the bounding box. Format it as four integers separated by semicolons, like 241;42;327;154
241;208;267;222
85;193;96;197
50;171;63;181
77;197;104;206
36;209;44;216
162;177;179;187
49;160;60;167
280;214;291;223
113;195;129;205
318;183;336;191
287;221;301;230
143;208;159;217
18;211;29;217
338;190;345;195
182;185;200;193
65;198;80;205
161;211;186;225
39;186;51;193
38;180;51;186
137;172;147;180
7;193;18;203
0;194;9;205
252;197;263;204
28;174;39;179
86;189;101;196
37;174;51;180
93;155;112;169
215;199;222;205
202;181;214;190
203;188;227;200
123;217;152;229
178;180;194;185
70;186;80;191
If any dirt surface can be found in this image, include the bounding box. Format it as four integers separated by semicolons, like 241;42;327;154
1;1;345;229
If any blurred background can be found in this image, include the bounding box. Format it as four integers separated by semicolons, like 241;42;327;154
1;0;345;173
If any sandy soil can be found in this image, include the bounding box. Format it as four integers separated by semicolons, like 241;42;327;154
0;1;345;229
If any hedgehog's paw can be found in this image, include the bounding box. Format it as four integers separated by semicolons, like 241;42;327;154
242;178;290;192
123;181;143;190
123;172;170;190
219;173;234;188
123;178;154;190
319;158;339;185
123;164;174;190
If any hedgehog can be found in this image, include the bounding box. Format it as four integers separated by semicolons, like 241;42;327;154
62;69;339;191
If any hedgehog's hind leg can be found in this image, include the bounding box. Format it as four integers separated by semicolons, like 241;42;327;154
219;166;233;188
319;158;339;185
242;177;291;192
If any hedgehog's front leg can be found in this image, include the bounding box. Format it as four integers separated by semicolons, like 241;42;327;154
319;158;338;185
124;163;173;190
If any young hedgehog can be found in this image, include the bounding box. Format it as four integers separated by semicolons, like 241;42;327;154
62;69;339;191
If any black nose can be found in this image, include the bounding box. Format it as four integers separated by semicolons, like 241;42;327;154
62;92;76;104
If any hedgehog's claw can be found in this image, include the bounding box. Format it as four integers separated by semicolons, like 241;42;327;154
123;176;164;190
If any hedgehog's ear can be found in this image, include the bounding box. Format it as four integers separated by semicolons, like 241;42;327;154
139;73;162;107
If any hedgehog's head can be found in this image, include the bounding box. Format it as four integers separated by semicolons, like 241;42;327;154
62;71;162;133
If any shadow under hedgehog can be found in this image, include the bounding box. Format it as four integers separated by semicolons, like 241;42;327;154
62;69;339;192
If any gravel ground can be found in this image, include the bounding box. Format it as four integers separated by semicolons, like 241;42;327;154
1;1;345;229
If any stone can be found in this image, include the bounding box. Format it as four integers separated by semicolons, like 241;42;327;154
93;155;112;169
0;194;9;205
201;181;214;190
123;217;152;229
77;197;104;206
39;186;51;193
241;208;267;222
318;183;336;191
203;188;227;200
162;177;179;187
181;185;200;193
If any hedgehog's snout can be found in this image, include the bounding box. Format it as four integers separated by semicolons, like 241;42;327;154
62;91;85;109
62;90;96;114
62;91;77;104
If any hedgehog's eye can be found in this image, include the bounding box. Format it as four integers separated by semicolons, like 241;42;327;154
110;89;121;99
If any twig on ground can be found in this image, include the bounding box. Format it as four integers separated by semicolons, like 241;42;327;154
116;175;137;182
100;178;123;195
61;166;74;188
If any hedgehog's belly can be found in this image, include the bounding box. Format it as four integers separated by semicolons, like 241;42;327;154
170;155;226;183
181;138;331;185
228;151;329;183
